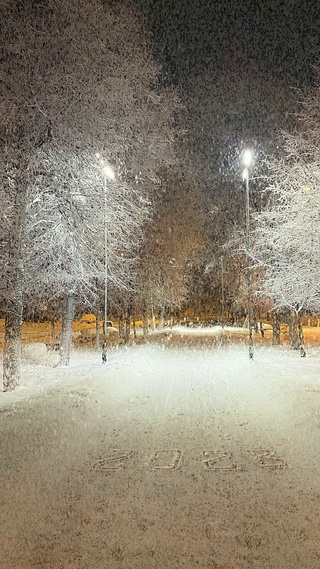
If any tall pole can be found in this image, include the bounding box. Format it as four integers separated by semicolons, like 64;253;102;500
244;167;254;360
96;154;115;365
221;256;225;329
103;176;107;345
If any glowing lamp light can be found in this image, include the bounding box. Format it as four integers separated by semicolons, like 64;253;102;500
103;164;115;180
96;153;115;180
243;149;253;168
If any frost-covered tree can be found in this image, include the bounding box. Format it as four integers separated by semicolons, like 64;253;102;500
253;180;320;314
0;0;179;389
252;71;320;348
23;148;148;363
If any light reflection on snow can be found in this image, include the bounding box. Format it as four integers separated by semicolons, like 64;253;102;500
0;337;319;409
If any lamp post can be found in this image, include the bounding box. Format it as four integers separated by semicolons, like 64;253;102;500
220;256;225;329
96;154;115;363
243;149;254;360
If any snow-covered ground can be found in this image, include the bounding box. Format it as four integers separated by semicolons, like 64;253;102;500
138;324;248;337
0;341;320;568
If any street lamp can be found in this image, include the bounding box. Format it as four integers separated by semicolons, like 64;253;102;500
96;154;115;363
242;149;254;360
220;256;225;329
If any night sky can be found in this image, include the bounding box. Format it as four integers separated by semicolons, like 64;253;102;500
138;0;319;275
139;0;320;213
139;0;319;88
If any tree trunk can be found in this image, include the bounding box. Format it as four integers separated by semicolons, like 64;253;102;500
149;284;155;331
150;304;156;331
2;172;28;390
3;295;23;392
170;305;174;329
59;292;74;366
50;318;56;341
272;311;281;345
297;312;306;357
124;312;131;344
158;305;165;329
142;308;149;336
286;309;300;350
95;311;100;351
118;314;125;341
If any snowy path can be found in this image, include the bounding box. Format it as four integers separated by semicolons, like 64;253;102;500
0;344;319;568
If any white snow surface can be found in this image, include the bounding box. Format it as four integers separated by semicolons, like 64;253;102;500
1;338;320;568
1;339;319;411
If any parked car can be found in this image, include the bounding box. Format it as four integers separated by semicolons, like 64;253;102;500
76;314;118;339
102;321;118;335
